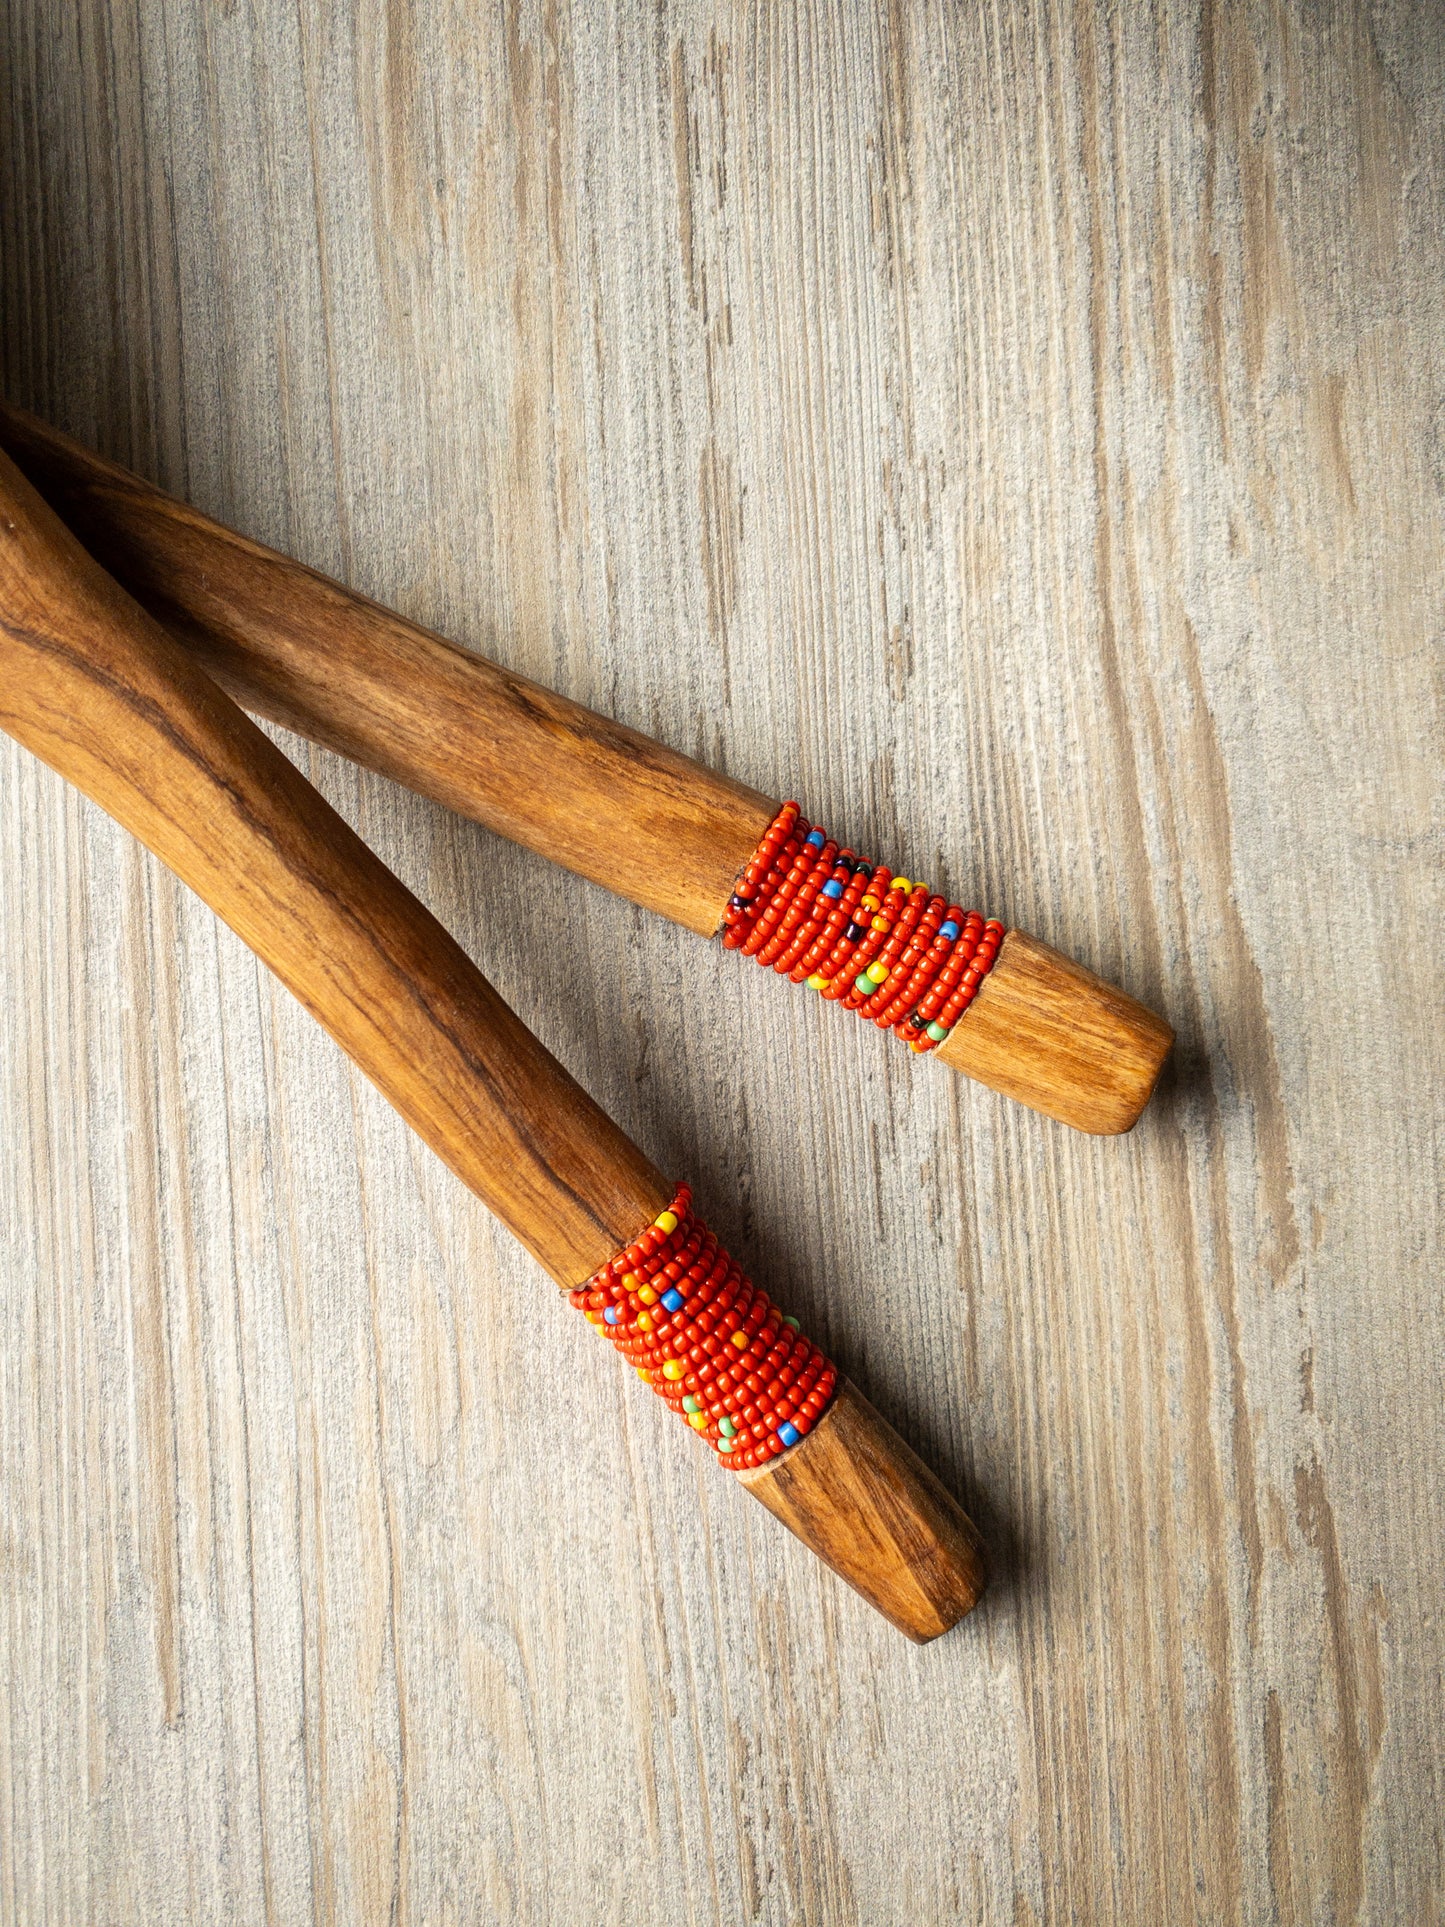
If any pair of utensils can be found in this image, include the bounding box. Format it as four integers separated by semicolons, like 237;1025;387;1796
0;404;1172;1642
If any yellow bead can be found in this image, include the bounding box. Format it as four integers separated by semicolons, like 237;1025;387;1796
807;973;828;991
586;1311;603;1325
731;1329;751;1350
622;1272;639;1289
893;877;911;893
866;961;889;984
662;1360;685;1380
860;895;880;913
688;1412;708;1430
655;1210;679;1234
636;1311;653;1332
871;915;889;932
637;1284;658;1305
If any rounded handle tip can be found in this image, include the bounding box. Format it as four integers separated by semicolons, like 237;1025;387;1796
937;928;1172;1133
738;1379;986;1642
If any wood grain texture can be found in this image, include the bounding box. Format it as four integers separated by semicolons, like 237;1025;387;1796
0;441;984;1643
0;403;778;939
0;445;672;1285
738;1379;986;1643
937;929;1174;1133
0;404;1170;1130
2;1;1443;1922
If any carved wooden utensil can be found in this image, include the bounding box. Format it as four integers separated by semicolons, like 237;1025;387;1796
0;404;1172;1135
0;443;985;1642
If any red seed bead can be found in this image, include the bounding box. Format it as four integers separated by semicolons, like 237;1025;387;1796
575;1179;837;1473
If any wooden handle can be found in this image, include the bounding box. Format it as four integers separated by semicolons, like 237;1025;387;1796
938;931;1174;1134
0;404;773;939
0;444;985;1641
739;1379;984;1641
0;403;1170;1132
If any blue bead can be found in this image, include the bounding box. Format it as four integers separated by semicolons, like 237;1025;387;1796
660;1287;685;1312
821;879;844;900
806;829;825;848
939;919;960;940
604;1305;622;1324
777;1422;801;1449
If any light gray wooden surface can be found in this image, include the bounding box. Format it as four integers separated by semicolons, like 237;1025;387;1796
2;3;1442;1921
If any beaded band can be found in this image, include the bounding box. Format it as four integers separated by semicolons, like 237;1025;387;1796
721;802;1006;1051
569;1183;838;1471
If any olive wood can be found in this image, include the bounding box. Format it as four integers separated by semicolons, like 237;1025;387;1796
738;1379;986;1641
937;930;1174;1134
0;445;985;1642
0;406;773;938
0;403;1169;1132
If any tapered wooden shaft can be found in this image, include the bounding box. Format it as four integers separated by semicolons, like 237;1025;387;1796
0;403;772;938
0;404;1170;1133
738;1379;984;1641
938;932;1175;1135
0;445;985;1641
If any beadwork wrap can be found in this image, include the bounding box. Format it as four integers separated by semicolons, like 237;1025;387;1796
569;1184;838;1471
721;802;1005;1049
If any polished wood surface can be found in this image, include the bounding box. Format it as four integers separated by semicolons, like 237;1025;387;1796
3;2;1443;1920
1;403;1171;1129
938;930;1174;1134
0;403;775;940
0;443;985;1644
0;447;665;1284
738;1379;986;1642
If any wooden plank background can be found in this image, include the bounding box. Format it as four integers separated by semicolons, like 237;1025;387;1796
2;3;1442;1920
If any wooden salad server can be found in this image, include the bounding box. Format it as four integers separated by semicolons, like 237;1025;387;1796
0;404;1172;1136
0;443;986;1642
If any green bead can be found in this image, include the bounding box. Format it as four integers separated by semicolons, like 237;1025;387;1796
926;1021;949;1041
720;1417;737;1437
783;1315;801;1331
718;1435;736;1453
682;1395;701;1414
855;970;874;993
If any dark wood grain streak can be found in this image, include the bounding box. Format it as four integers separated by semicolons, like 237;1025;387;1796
0;444;986;1643
738;1379;986;1642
